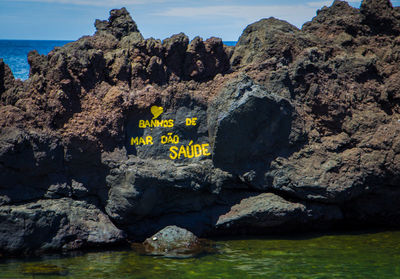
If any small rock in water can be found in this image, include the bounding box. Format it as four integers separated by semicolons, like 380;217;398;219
140;225;215;258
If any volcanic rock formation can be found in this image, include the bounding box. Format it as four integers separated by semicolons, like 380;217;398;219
1;0;400;255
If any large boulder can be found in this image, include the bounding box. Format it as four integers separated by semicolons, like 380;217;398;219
216;193;342;233
0;198;125;254
208;75;298;189
104;157;232;232
0;128;64;205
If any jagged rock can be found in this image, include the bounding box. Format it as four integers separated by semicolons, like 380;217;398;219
302;0;367;39
95;7;142;40
184;36;230;81
163;33;189;80
360;0;400;35
27;50;48;77
0;59;15;96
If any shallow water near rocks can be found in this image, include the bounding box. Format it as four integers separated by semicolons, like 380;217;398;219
1;230;399;279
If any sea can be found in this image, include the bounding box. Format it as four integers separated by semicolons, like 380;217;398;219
0;40;237;81
0;40;72;80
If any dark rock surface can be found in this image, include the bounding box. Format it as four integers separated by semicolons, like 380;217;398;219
215;193;342;232
231;17;315;67
0;59;15;96
0;198;124;255
1;0;400;256
142;225;210;257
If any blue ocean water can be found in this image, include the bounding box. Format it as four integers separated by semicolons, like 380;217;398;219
0;40;72;80
223;41;237;46
0;40;236;81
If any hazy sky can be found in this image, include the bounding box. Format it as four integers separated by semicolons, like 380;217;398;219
0;0;398;41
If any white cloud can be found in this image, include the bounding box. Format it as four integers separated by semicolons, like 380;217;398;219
154;4;329;28
153;0;371;28
6;0;166;7
306;1;332;7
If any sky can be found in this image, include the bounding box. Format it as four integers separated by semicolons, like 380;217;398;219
0;0;398;41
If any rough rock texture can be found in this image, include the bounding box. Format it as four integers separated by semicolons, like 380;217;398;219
0;198;124;255
1;0;400;255
142;225;209;257
216;193;342;232
0;59;15;96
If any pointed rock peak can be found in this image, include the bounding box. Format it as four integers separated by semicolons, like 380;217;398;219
309;0;359;23
330;0;355;11
302;0;364;37
95;7;141;40
0;59;15;95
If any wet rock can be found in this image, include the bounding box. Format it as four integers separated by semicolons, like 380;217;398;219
142;225;210;257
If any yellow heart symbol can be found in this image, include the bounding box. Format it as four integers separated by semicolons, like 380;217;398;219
151;106;164;119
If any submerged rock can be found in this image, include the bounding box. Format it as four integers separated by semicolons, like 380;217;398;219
21;263;69;276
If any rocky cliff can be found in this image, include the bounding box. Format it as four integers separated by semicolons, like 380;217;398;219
1;0;400;255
